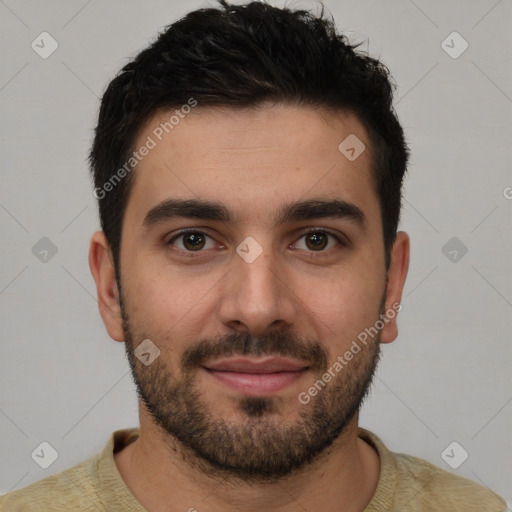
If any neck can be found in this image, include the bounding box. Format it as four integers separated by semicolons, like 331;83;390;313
114;409;380;512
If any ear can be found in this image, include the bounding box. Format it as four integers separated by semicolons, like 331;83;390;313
380;231;410;344
88;231;125;342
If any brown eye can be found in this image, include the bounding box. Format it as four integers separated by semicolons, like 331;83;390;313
167;230;215;252
305;232;328;250
182;232;206;251
293;229;342;253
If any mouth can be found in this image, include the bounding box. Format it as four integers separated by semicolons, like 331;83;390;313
201;356;310;396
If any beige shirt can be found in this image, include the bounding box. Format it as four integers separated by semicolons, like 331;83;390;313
0;427;506;511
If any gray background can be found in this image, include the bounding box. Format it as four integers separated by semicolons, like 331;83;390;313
0;0;511;505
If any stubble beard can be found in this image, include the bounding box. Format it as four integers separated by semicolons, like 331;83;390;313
120;296;382;483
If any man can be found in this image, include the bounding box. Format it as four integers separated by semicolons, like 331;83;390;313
1;1;506;510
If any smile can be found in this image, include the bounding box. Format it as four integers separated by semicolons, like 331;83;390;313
202;356;310;395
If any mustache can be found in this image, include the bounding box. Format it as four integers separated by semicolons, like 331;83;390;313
181;330;328;373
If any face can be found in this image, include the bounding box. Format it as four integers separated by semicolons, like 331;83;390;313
91;103;409;481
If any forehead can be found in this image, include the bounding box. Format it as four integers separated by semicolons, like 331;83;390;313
124;104;379;229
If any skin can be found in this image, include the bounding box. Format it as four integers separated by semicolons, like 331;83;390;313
89;103;409;512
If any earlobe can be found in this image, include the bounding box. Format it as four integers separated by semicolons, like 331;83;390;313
88;231;125;342
380;231;410;344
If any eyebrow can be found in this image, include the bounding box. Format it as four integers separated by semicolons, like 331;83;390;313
142;197;367;231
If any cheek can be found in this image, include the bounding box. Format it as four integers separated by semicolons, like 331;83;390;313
301;266;384;345
124;257;219;334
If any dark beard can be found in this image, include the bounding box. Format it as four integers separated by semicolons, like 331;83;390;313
120;298;382;483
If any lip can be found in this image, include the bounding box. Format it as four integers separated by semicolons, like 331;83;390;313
203;356;310;373
202;357;310;396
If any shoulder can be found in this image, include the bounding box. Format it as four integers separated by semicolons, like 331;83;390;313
393;451;507;511
0;429;139;512
0;453;101;511
359;428;506;512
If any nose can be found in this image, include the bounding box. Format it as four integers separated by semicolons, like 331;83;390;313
218;243;298;337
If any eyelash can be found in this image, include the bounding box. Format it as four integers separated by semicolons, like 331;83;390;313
165;228;346;256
